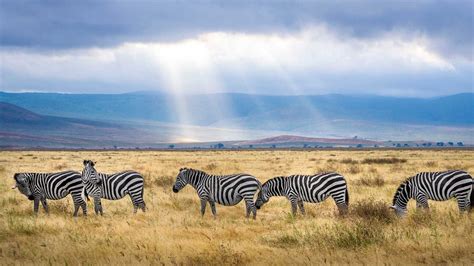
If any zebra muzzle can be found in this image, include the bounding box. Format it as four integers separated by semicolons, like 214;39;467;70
172;187;179;193
11;184;17;189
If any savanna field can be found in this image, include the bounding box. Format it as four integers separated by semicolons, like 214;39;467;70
0;150;473;265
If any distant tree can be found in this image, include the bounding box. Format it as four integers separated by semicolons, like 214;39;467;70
396;143;402;147
216;143;224;149
113;145;118;149
356;144;363;148
374;144;378;148
404;143;409;147
271;144;276;149
249;145;254;149
303;144;309;148
168;144;175;149
436;142;444;147
448;142;454;146
457;142;464;146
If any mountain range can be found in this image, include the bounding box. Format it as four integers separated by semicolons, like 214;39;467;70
0;91;473;148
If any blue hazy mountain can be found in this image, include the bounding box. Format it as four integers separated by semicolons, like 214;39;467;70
1;91;472;126
1;91;473;145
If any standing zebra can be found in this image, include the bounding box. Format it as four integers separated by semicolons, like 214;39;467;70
11;171;87;216
391;170;473;216
172;168;261;219
81;160;146;215
255;172;349;215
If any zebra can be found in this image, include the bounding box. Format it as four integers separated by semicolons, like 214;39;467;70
255;172;349;216
391;170;473;216
11;171;87;216
172;168;261;219
81;160;146;215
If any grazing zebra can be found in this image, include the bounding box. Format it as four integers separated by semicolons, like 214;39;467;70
11;171;87;216
81;160;146;215
172;168;261;219
255;172;349;215
391;170;473;216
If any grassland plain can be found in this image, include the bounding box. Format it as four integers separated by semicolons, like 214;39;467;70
0;150;473;265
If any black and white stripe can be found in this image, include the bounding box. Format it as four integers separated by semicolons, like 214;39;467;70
172;168;261;219
12;171;87;216
82;160;146;215
391;170;473;216
255;172;349;215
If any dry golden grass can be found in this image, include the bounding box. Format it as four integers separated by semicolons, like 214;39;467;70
0;149;473;265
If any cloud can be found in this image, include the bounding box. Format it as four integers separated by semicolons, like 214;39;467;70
1;1;472;60
1;25;469;96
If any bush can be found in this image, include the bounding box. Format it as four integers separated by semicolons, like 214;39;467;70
152;175;175;188
329;221;385;249
340;158;358;164
351;199;395;224
355;176;385;187
361;158;407;164
347;165;361;174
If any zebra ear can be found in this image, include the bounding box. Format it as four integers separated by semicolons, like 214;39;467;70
180;167;187;172
92;161;96;166
83;160;88;166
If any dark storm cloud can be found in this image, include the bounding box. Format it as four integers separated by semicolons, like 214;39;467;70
1;0;472;59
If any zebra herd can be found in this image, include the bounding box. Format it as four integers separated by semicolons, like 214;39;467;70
11;161;473;218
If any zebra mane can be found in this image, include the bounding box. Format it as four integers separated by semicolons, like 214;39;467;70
392;177;412;205
263;176;287;186
185;168;209;176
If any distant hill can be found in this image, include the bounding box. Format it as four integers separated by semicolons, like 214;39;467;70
1;92;473;143
0;102;151;148
236;135;381;146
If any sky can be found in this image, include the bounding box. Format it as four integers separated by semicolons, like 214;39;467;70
0;0;472;97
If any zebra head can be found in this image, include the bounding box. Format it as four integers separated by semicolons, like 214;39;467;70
82;160;100;185
255;186;270;209
173;168;189;193
390;181;411;217
13;173;34;200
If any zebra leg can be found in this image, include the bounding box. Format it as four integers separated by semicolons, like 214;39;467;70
244;199;257;219
416;195;429;210
289;198;298;216
40;198;49;215
456;194;469;213
94;197;103;215
73;204;80;217
297;200;306;215
209;201;217;218
200;199;207;217
33;198;40;215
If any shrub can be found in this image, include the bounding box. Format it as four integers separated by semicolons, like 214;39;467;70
361;158;407;164
328;221;385;249
204;163;218;171
340;158;358;164
347;165;361;174
355;176;385;187
351;199;395;224
152;175;175;188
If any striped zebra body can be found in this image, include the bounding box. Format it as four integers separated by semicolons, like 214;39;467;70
255;172;349;215
172;168;261;219
12;171;87;216
82;160;146;215
391;170;473;216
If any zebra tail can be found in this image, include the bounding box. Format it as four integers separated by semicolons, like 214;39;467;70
345;186;349;206
470;180;473;210
81;188;90;202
